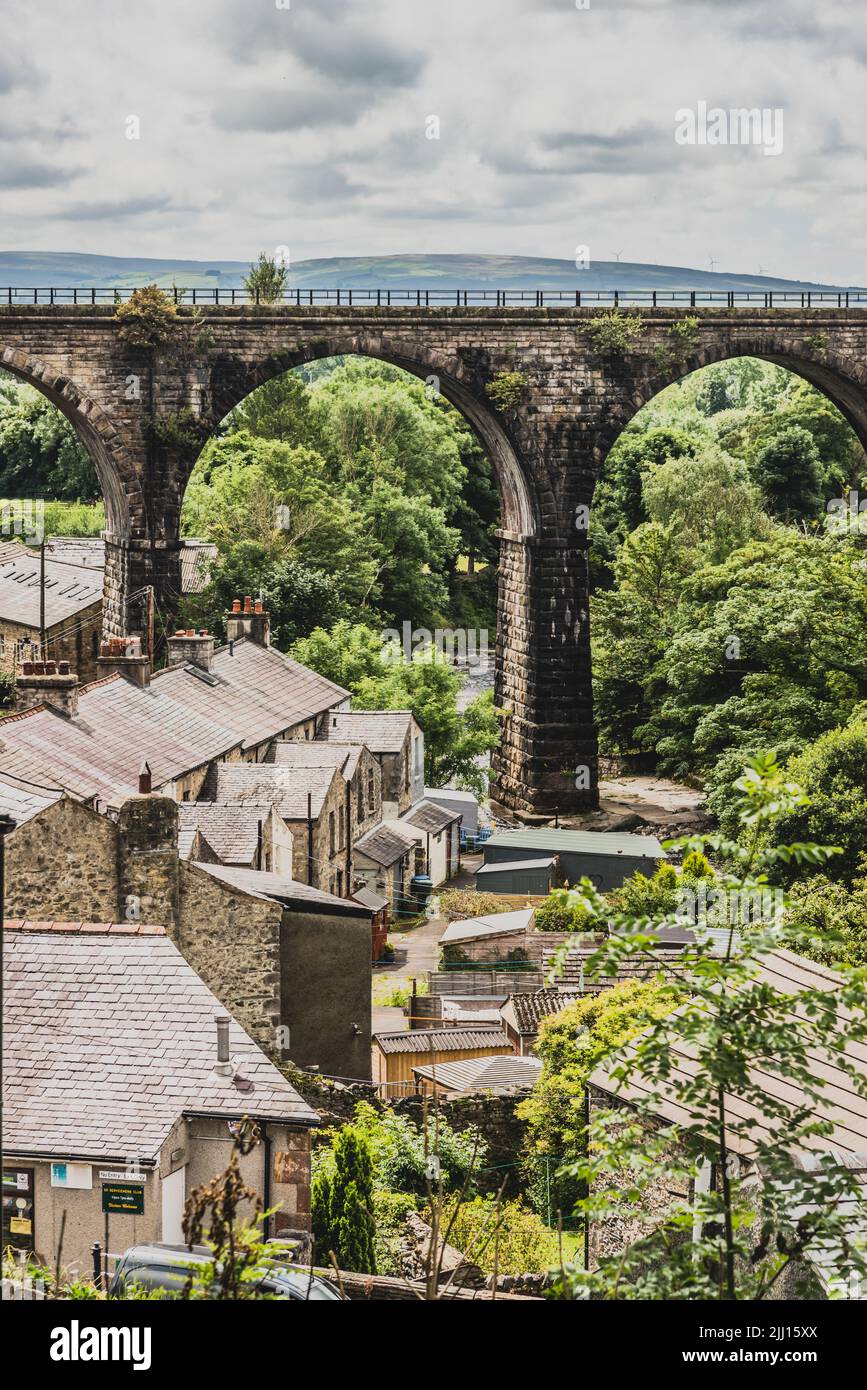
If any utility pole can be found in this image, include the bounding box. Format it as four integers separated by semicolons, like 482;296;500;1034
145;585;154;668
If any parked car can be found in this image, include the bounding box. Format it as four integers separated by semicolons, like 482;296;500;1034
108;1242;343;1300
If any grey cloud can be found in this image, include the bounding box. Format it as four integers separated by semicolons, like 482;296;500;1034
61;195;201;221
0;156;82;189
213;85;364;133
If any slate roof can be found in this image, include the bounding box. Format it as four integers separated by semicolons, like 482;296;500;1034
413;1054;542;1093
216;761;341;821
354;820;419;867
484;829;666;861
441;907;535;946
271;740;362;782
192;862;372;918
0;551;102;628
352;887;389;913
373;1027;511;1056
587;949;867;1159
319;709;413;753
0;639;348;807
2;919;318;1161
402;800;460;834
0;768;64;826
8;537;216;594
500;988;583;1037
177;802;272;865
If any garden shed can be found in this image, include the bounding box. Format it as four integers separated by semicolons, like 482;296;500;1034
474;857;556;895
481;829;666;892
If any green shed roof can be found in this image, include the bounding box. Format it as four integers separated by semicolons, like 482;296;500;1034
484;829;665;860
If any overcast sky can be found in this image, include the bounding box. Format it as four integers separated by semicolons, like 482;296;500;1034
1;0;865;281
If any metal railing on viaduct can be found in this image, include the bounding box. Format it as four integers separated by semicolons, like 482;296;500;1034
2;286;865;310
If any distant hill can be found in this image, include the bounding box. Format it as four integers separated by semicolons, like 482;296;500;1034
0;251;862;295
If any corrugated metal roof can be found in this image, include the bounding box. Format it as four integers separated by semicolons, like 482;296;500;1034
0;639;348;806
413;1054;542;1093
587;949;867;1158
484;829;665;860
0;552;102;627
352;887;389;912
476;857;556;874
2;920;317;1159
320;709;413;753
441;907;534;945
500;988;583;1036
373;1027;510;1055
179;541;217;593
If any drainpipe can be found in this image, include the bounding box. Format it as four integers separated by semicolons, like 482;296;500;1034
345;781;351;896
306;792;314;886
256;818;263;872
262;1123;271;1241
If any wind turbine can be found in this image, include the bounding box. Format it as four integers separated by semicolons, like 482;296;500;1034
708;253;720;273
611;249;624;263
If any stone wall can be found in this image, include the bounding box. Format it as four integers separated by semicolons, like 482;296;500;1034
5;797;119;921
3;304;865;814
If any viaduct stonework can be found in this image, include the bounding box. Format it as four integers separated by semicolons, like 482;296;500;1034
2;302;866;816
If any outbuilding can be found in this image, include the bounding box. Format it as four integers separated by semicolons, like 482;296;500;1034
475;856;556;895
481;829;666;892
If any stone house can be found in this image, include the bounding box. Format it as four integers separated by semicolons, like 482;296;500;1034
177;800;293;876
1;786;373;1079
353;819;419;914
0;545;103;683
0;611;351;810
318;710;424;817
2;919;318;1274
269;740;384;886
398;799;461;887
215;760;350;896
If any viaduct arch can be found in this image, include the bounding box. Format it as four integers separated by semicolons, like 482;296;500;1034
1;302;865;816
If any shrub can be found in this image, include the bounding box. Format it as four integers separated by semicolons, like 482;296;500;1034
432;1195;559;1275
440;889;517;922
586;310;645;359
350;1100;486;1197
244;252;288;305
312;1124;377;1274
115;285;180;351
372;1190;418;1276
615;861;679;916
533;892;594;933
769;715;867;884
485;370;527;413
784;859;867;967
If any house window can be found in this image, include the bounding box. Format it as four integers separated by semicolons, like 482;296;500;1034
357;780;365;822
338;805;345;850
404;750;410;792
337;869;343;897
367;769;375;812
329;810;336;854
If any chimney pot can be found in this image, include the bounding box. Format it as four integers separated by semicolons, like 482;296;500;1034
244;595;252;614
22;662;33;675
215;1015;231;1071
138;760;152;794
254;599;263;614
232;600;241;613
58;661;70;675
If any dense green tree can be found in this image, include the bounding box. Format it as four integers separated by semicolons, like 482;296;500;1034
290;621;501;796
641;442;770;565
750;424;824;522
312;1126;376;1274
0;375;98;500
766;713;867;885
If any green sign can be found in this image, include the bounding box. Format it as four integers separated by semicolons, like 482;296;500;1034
101;1181;145;1215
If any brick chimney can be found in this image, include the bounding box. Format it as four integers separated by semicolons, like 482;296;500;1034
166;628;216;672
15;660;79;716
225;595;271;648
97;635;151;687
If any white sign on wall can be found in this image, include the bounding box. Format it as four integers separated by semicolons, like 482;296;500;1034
50;1163;93;1190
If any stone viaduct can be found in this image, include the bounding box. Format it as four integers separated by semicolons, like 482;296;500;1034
1;301;865;816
